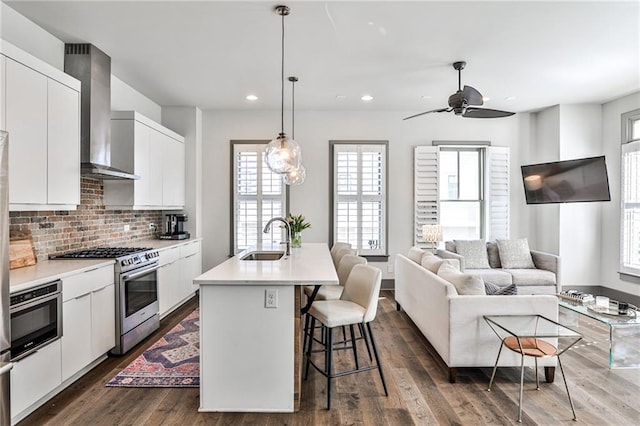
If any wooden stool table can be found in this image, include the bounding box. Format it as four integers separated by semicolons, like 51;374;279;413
484;315;583;423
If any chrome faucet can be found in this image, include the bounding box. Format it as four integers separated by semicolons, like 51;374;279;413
263;217;291;255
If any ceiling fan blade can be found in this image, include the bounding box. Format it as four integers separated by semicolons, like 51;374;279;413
403;108;451;120
462;85;483;106
462;107;515;118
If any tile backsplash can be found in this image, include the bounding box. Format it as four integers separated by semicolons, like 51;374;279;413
9;178;163;262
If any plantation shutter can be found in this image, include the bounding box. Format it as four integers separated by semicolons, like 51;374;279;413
621;139;640;275
485;146;510;240
414;146;439;249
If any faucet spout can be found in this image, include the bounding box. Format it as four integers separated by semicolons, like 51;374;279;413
263;217;291;255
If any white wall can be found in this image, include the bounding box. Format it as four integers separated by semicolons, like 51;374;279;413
0;3;63;69
600;92;640;296
111;75;161;122
202;109;522;277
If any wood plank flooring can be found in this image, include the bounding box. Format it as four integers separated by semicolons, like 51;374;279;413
19;291;640;425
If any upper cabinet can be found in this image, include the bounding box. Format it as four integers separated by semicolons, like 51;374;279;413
104;111;185;210
1;40;81;211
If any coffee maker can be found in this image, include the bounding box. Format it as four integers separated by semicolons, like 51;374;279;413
160;214;190;240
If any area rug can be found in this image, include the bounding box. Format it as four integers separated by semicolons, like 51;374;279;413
106;308;200;388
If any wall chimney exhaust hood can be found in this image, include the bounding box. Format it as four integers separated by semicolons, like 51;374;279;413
64;44;139;180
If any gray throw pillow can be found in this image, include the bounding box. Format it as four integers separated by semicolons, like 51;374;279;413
453;239;490;269
486;242;502;268
496;238;535;269
485;281;518;295
437;262;485;295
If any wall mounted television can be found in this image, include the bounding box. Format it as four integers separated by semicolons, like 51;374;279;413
521;156;611;204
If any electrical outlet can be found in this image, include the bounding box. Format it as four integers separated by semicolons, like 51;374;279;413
149;222;156;229
265;289;278;308
387;262;394;273
123;224;130;232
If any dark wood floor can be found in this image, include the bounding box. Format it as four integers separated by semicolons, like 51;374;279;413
20;291;640;425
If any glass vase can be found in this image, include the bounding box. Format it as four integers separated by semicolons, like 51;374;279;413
292;231;302;248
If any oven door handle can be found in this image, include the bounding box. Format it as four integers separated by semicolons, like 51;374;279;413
122;264;159;281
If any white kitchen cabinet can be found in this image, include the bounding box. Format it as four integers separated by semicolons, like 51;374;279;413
60;265;115;381
11;339;62;419
105;111;185;209
1;41;81;211
5;57;48;205
180;240;202;300
158;240;200;318
61;293;92;382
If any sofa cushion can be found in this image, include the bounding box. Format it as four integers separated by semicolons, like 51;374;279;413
408;246;426;264
505;269;556;286
496;238;535;269
466;268;513;286
437;262;485;295
484;281;518;295
487;242;502;268
421;254;460;274
445;241;457;252
454;240;490;269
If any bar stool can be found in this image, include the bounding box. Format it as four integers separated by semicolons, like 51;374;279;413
332;246;356;269
303;255;368;354
305;264;388;409
330;242;351;261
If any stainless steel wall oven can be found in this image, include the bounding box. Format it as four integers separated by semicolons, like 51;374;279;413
10;280;62;361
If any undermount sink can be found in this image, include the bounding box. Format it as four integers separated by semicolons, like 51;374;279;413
240;251;285;261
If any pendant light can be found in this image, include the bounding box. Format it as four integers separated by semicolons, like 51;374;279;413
265;5;302;175
284;76;306;186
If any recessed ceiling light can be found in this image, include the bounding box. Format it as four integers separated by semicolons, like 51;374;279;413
246;94;258;101
368;21;375;26
336;95;347;100
361;95;374;102
505;96;517;101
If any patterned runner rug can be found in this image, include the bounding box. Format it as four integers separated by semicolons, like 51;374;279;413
106;308;199;388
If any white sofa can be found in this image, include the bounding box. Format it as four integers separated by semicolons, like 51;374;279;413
394;251;559;383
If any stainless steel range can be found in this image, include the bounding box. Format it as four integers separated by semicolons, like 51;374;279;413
51;247;160;355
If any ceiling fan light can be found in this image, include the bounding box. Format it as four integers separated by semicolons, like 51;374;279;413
266;133;302;174
284;164;306;186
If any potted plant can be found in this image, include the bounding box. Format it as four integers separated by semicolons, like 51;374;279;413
286;214;311;248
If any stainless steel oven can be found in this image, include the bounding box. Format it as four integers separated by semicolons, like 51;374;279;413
10;280;62;361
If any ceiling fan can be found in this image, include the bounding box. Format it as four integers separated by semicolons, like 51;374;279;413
403;61;515;120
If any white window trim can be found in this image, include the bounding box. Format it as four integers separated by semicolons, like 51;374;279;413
330;141;389;257
620;109;640;277
231;141;288;255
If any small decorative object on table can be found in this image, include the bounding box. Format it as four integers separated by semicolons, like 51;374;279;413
558;289;594;304
286;214;311;248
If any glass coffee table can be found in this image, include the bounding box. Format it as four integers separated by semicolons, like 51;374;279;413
558;299;639;368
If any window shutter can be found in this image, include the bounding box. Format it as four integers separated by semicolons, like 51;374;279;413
414;146;439;248
621;140;640;274
485;146;510;241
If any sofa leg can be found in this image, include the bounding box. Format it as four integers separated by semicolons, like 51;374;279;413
396;302;401;311
449;368;457;383
544;366;555;383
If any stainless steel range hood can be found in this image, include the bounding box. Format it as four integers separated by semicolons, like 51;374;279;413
64;44;139;180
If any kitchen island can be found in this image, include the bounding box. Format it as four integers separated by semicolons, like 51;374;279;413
194;243;338;412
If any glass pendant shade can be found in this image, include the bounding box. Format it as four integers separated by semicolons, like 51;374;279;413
266;133;302;174
284;164;306;185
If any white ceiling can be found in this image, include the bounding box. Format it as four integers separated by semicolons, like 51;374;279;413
5;1;640;115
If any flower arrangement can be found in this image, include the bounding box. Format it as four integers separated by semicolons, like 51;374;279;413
286;214;310;247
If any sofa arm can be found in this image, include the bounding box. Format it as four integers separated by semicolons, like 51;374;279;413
531;250;560;277
437;249;465;271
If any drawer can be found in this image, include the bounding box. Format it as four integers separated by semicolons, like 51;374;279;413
179;240;200;258
159;246;180;266
62;265;114;301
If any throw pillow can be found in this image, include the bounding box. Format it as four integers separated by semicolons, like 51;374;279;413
496;238;535;269
421;254;460;274
484;281;518;295
486;242;502;268
445;241;457;253
453;239;490;269
407;246;426;264
437;262;485;295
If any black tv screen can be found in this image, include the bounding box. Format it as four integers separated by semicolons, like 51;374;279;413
521;156;611;204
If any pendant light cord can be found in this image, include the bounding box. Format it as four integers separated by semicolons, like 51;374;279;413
291;78;295;139
280;12;285;135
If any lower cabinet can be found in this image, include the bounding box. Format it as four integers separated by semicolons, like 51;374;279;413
91;284;116;357
61;293;92;381
11;339;62;418
158;240;201;318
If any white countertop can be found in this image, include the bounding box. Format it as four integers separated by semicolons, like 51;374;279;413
195;243;338;286
9;238;201;293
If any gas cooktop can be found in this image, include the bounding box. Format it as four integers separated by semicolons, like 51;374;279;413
50;247;154;259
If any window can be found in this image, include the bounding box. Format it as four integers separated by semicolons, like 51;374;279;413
620;109;640;276
232;141;287;254
330;141;388;257
439;148;484;240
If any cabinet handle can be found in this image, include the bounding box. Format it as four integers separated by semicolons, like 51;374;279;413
184;253;197;259
74;293;90;301
0;362;14;376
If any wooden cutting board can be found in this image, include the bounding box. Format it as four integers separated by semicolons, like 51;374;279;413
9;230;36;270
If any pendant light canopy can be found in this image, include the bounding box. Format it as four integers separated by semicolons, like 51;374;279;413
284;76;306;186
265;5;302;175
